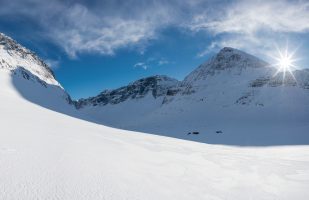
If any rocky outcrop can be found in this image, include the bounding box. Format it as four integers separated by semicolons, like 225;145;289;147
76;75;179;108
0;33;57;85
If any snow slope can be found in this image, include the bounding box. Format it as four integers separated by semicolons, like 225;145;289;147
1;65;309;200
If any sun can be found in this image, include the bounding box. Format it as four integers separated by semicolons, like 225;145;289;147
279;55;292;71
276;48;295;72
271;45;299;81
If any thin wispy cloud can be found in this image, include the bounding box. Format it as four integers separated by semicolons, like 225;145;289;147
134;62;149;70
134;57;171;70
158;59;170;66
45;58;60;69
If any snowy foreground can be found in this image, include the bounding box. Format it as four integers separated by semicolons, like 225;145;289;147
1;72;309;199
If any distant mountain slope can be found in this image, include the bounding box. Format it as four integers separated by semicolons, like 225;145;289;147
76;75;179;108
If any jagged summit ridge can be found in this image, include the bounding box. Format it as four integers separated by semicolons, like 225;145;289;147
0;32;58;86
208;47;269;70
76;75;179;108
184;47;269;84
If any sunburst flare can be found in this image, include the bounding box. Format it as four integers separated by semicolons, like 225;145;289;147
270;45;300;82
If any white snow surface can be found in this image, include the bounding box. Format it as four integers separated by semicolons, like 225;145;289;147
1;62;309;200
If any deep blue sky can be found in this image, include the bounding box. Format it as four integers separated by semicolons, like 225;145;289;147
0;0;308;99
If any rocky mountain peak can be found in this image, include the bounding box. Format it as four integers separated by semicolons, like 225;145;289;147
183;47;270;84
128;75;178;88
76;75;179;108
214;47;268;69
0;32;58;85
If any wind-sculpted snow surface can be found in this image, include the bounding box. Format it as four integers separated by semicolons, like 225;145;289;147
1;71;309;200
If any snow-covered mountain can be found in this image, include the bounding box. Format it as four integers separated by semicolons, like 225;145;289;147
0;33;58;85
76;47;309;145
76;75;179;108
78;47;309;109
180;47;309;105
183;47;269;85
0;33;75;114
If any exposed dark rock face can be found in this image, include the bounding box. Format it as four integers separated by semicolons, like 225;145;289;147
250;78;271;88
0;33;55;79
76;75;179;108
235;92;254;105
250;70;309;89
183;47;269;85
